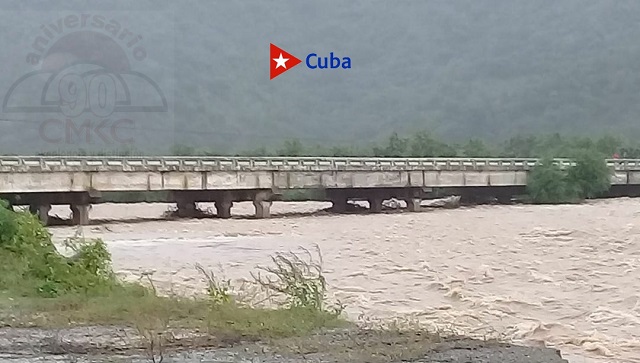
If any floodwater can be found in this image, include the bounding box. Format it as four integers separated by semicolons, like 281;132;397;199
49;199;640;363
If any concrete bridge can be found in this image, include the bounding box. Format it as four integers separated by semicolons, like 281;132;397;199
1;156;639;225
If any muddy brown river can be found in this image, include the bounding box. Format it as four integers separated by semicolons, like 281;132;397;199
48;199;640;363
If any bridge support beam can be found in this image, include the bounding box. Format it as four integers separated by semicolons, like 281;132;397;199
331;198;348;213
368;197;383;213
29;203;51;225
176;200;197;218
253;191;272;219
215;200;233;219
70;204;90;225
405;198;422;212
496;194;512;204
253;200;272;219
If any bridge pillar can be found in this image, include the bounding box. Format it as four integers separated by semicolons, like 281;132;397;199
253;191;272;219
176;200;197;218
30;203;51;225
253;200;272;219
368;197;383;213
331;198;348;213
496;194;512;204
215;200;233;219
70;204;90;225
405;198;422;212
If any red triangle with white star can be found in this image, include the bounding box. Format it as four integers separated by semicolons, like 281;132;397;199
270;43;302;80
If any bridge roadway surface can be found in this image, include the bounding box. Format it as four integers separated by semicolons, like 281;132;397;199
1;156;639;225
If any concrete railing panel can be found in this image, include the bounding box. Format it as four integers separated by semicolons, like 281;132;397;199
6;156;626;173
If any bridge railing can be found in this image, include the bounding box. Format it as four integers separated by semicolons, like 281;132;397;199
0;156;638;171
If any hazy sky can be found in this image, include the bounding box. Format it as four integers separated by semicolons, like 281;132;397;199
1;1;639;154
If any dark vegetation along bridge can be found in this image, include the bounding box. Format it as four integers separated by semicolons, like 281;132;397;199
1;156;639;225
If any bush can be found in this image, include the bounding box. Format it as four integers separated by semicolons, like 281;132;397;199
251;246;335;313
526;157;578;203
567;149;611;199
0;205;119;297
527;151;612;203
195;263;233;305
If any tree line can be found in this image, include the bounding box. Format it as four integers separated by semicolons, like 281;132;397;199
29;131;640;159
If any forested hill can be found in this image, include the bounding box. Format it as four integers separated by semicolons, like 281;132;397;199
1;1;640;153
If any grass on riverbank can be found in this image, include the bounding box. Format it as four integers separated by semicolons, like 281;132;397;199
0;291;344;340
0;202;345;343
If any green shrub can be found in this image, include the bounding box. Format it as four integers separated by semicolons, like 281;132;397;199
567;149;611;199
195;263;233;305
527;151;612;204
526;157;577;203
252;247;328;311
0;205;119;297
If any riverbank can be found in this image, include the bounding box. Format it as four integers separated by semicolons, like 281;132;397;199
1;325;568;363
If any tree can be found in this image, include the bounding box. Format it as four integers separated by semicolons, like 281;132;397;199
595;135;620;156
277;139;305;156
502;135;538;158
527;150;612;203
566;149;611;199
408;131;457;157
526;157;577;203
170;144;197;156
463;139;493;157
373;132;409;157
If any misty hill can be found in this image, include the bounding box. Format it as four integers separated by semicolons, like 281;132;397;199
1;1;640;154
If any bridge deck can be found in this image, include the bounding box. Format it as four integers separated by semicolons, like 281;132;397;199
1;156;639;224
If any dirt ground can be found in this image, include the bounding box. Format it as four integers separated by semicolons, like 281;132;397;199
0;325;568;363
